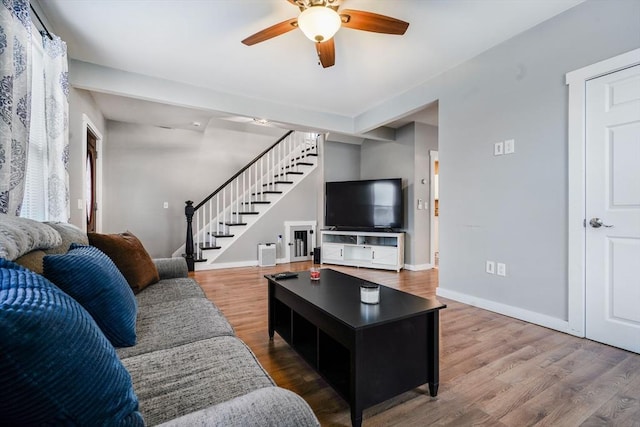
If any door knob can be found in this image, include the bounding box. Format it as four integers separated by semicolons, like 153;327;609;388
589;218;613;228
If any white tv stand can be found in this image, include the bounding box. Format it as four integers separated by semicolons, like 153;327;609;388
321;230;405;272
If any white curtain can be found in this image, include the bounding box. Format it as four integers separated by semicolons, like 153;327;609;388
42;34;69;221
20;31;70;222
0;0;32;216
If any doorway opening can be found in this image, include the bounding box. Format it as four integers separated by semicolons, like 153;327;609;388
430;151;439;268
86;128;97;232
82;114;103;233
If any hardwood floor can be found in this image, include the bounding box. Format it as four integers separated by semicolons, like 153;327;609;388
194;262;640;426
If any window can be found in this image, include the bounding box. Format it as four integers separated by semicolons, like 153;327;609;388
20;32;47;221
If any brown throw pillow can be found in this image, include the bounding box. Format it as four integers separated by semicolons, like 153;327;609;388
88;231;159;293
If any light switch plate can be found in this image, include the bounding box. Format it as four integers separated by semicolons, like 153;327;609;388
505;139;515;154
486;260;495;274
497;263;507;276
163;202;169;209
494;142;504;156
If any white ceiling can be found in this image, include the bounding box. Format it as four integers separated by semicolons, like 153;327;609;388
36;0;585;133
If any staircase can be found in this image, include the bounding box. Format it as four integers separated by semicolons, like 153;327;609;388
173;130;321;271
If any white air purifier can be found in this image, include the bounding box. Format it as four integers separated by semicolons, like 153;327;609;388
258;244;276;267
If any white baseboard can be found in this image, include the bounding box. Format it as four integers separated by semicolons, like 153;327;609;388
436;288;574;335
404;263;434;271
195;260;259;270
193;257;301;271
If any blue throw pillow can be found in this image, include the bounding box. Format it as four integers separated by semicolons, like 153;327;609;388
0;258;144;425
43;243;137;347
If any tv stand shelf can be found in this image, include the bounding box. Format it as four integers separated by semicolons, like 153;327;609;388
321;230;405;272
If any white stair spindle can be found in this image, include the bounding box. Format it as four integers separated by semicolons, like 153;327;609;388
236;178;240;223
278;142;282;177
251;164;255;207
195;210;200;260
268;150;272;188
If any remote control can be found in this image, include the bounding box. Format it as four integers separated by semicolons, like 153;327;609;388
274;272;298;280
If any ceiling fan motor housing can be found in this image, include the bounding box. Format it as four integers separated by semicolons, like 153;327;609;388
292;0;340;9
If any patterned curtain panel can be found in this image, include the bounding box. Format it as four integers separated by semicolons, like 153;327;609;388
0;0;32;216
43;34;69;222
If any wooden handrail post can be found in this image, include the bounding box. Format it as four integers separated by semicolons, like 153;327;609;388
185;200;195;272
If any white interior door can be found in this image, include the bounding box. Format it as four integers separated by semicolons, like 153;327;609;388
585;64;640;353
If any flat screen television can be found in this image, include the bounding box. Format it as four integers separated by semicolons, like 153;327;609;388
325;178;403;230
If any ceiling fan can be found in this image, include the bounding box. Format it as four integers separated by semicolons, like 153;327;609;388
241;0;409;68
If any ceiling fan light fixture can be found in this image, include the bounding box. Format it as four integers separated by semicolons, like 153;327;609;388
298;6;341;43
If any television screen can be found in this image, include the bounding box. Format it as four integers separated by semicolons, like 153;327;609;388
325;178;403;230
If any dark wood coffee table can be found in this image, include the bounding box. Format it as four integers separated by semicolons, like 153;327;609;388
266;269;446;427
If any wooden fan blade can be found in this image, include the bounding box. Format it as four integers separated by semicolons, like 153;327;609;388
340;9;409;35
316;37;336;68
315;39;335;68
241;17;298;46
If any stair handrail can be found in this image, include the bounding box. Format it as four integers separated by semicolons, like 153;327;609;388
193;130;294;210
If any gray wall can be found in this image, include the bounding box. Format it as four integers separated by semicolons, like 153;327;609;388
361;123;416;263
431;0;640;320
324;141;361;182
68;88;106;228
102;121;288;258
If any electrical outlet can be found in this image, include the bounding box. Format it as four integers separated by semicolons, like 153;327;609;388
497;263;506;276
486;261;495;274
494;142;504;156
505;139;515;154
163;202;169;209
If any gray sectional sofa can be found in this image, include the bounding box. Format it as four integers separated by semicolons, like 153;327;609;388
121;257;318;426
1;215;319;426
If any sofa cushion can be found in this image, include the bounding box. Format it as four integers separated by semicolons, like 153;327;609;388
88;231;160;293
43;243;137;347
0;213;62;260
122;336;274;426
153;257;189;280
158;387;320;427
0;259;144;426
117;297;235;359
136;278;206;308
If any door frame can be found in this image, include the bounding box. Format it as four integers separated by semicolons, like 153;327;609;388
429;150;438;267
81;114;104;232
565;48;640;337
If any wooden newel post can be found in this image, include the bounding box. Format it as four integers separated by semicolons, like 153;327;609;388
184;200;195;272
